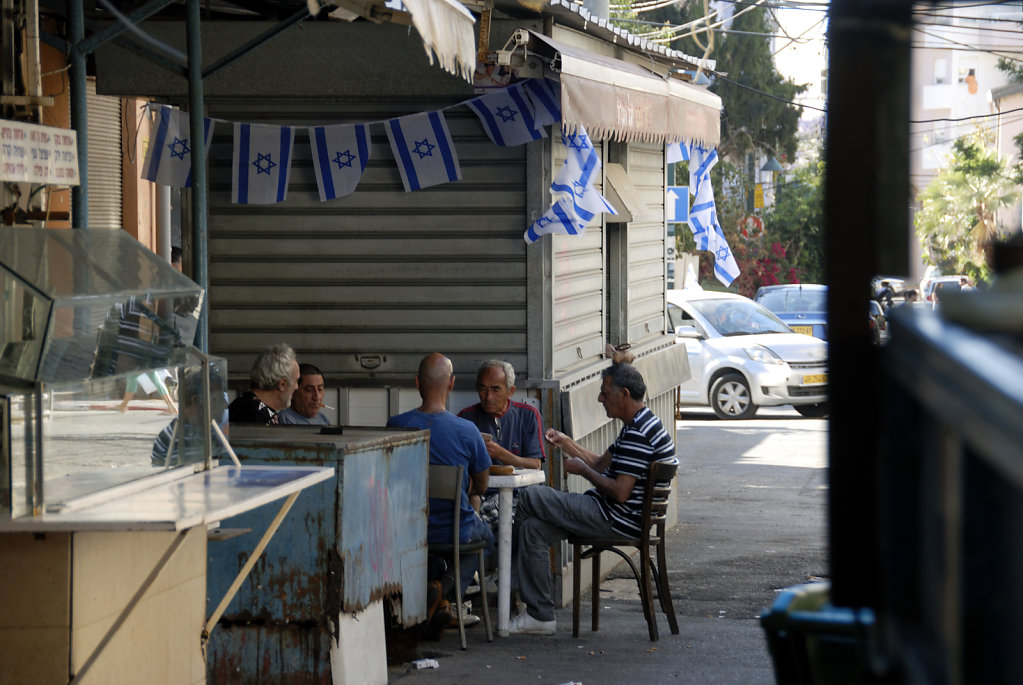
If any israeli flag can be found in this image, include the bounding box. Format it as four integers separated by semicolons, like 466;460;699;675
522;78;561;130
688;144;718;196
309;123;370;201
141;105;214;188
232;123;295;205
666;140;690;165
688;178;718;253
550;127;617;224
525;126;616;243
685;144;740;286
386;111;461;192
706;224;741;286
524;197;585;243
467;82;545;147
552;127;601;196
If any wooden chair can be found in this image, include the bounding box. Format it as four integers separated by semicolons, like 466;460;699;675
427;464;493;649
570;459;680;641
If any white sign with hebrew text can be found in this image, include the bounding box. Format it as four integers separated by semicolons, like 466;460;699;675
0;120;80;185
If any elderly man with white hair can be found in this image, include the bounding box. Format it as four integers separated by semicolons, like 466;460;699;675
228;343;300;425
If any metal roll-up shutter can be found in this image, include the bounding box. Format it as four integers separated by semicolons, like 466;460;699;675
201;96;529;387
625;141;671;344
550;132;606;375
85;79;122;230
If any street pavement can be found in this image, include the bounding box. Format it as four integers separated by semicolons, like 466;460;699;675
389;406;829;684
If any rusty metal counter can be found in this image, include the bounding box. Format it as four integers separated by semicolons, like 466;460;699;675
204;424;429;684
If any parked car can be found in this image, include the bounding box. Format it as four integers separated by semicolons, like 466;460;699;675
872;275;908;299
753;283;828;340
921;275;965;304
668;289;829;419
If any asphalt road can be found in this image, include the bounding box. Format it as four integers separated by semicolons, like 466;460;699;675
390;406;829;684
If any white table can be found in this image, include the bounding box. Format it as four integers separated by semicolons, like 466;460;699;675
488;468;546;636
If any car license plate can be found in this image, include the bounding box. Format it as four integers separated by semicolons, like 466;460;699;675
803;373;827;385
791;325;813;336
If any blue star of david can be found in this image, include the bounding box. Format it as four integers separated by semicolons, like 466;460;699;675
535;216;553;228
333;149;356;169
167;137;190;160
412;139;435;159
717;245;730;261
253;152;276;175
496;106;518;123
565;133;588;152
572;180;587;198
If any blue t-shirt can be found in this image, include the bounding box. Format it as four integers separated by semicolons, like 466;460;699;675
457;400;546;464
277;407;330;426
386;409;491;543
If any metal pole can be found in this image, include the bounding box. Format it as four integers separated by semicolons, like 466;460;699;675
157;184;171;261
186;0;208;351
69;0;88;228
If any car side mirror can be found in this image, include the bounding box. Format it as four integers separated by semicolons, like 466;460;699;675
674;325;702;339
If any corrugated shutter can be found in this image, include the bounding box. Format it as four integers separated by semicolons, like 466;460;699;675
625;142;669;344
551;133;606;375
85;79;122;230
201;97;529;386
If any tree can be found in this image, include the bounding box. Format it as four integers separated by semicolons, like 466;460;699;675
615;2;811;292
721;143;825;296
914;129;1017;284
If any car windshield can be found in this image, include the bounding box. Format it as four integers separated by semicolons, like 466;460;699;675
757;288;827;314
689;298;792;336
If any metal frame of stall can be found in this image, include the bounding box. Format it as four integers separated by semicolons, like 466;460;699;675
63;0;319;352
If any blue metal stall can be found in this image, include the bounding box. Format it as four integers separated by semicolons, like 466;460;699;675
205;425;429;683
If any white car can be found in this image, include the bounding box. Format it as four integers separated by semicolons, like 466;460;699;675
667;289;829;419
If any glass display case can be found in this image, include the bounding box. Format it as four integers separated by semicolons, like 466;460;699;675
0;227;224;518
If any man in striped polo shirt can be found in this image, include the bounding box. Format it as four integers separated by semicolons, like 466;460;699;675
509;362;677;635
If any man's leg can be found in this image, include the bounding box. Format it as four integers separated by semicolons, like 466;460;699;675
459;512;494;593
514;486;615;623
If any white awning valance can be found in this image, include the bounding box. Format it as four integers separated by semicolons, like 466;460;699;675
526;31;721;146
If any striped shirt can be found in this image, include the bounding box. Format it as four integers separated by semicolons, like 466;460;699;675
587;406;677;538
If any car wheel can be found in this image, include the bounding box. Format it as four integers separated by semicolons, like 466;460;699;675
709;373;757;420
795;402;829;418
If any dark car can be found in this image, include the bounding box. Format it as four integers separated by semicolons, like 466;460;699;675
753;284;828;340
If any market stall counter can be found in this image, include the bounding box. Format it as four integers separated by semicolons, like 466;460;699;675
204;423;430;685
0;228;332;685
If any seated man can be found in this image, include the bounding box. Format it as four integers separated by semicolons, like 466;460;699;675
228;343;300;425
458;359;545;533
387;353;493;622
151;366;229;467
511;362;676;635
278;363;330;425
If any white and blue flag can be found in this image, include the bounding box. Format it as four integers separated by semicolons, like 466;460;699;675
665;140;690;165
308;123;370;202
685;143;740;286
524;197;586;243
522;78;561;130
688;144;718;197
232;123;295;205
551;127;616;222
386;111;461;192
141;105;214;188
467;82;545;147
524;126;617;243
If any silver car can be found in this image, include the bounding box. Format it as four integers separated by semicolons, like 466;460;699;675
667;289;829;419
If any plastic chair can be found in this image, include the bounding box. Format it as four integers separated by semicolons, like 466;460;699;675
427;464;493;649
569;459;680;641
